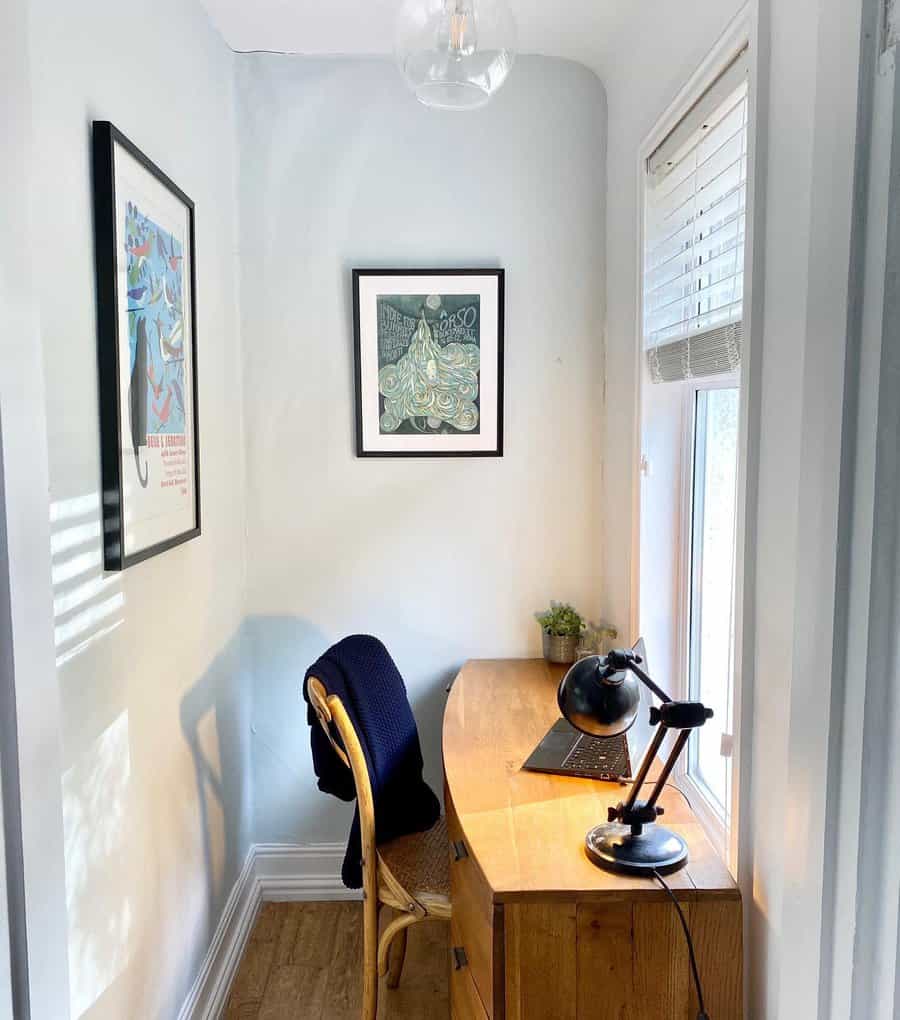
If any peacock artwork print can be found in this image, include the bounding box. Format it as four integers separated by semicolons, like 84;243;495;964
353;270;504;457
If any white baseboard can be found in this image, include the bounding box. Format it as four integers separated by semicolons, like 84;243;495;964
177;842;359;1020
255;842;362;902
176;850;261;1020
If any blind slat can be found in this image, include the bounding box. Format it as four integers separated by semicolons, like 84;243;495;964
645;233;745;302
645;215;745;290
648;147;746;239
646;171;746;258
647;322;743;384
649;298;744;350
646;277;743;338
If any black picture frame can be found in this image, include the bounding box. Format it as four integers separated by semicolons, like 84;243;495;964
352;268;505;458
92;120;201;571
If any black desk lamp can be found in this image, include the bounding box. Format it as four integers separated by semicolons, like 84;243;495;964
557;647;713;874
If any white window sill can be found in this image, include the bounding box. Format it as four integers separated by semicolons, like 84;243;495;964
679;770;730;869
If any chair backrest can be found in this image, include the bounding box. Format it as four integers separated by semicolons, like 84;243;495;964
306;675;377;895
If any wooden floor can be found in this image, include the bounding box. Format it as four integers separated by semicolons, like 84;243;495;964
225;902;450;1019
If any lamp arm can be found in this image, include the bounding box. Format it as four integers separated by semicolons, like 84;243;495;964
643;729;691;812
615;726;693;830
626;658;673;705
622;723;667;814
603;649;673;704
607;655;713;830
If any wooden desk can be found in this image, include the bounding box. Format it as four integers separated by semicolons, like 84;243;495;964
443;659;742;1020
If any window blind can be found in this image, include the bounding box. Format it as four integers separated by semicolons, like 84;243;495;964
643;48;749;384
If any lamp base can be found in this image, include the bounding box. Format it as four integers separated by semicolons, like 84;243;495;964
584;823;688;874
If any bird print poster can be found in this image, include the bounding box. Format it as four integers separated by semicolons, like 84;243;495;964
353;270;504;457
93;122;200;569
125;202;187;445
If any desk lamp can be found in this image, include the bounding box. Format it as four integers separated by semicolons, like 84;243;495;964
557;647;713;874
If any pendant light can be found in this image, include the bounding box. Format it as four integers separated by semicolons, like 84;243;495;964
395;0;517;111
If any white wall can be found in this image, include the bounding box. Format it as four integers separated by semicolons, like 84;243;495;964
816;3;900;1016
235;54;607;844
744;0;863;1017
0;1;71;1016
25;1;251;1017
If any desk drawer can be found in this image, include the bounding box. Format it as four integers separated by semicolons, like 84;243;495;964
446;787;504;1019
451;935;490;1020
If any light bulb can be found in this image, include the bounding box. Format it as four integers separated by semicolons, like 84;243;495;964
443;1;477;58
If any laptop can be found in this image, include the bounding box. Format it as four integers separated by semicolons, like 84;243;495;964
522;638;654;781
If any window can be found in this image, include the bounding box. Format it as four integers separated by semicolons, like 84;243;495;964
638;46;749;852
687;384;739;815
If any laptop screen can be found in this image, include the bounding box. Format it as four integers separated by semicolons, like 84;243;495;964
625;638;655;769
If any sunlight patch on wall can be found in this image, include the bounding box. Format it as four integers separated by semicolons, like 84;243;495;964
62;711;135;1020
52;549;103;587
50;492;124;667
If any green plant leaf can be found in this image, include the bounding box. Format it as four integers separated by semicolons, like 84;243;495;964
535;602;584;637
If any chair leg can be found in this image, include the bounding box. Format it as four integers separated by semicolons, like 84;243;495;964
377;910;418;978
386;925;408;989
362;895;379;1020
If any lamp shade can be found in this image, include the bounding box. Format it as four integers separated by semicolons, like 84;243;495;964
557;655;641;738
394;0;517;111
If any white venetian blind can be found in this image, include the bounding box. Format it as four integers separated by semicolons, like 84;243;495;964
643;48;749;384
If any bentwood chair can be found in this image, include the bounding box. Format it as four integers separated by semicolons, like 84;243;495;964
306;675;451;1020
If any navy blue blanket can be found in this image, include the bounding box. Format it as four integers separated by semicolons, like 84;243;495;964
303;635;440;888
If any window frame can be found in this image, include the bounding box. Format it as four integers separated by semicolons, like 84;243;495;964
674;373;740;862
631;5;757;877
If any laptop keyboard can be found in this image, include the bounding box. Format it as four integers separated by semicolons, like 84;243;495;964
561;735;630;777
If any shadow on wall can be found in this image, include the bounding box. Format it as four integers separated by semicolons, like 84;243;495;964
179;627;252;939
241;615;461;847
60;617;252;1019
244;615;345;845
179;613;465;914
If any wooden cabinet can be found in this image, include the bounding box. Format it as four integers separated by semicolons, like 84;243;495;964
444;659;743;1020
450;927;490;1020
447;790;504;1018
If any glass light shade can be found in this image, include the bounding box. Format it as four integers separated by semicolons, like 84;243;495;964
395;0;517;111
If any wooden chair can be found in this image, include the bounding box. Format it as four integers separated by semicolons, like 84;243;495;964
306;675;451;1020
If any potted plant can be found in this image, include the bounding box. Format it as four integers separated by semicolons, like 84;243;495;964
536;603;584;665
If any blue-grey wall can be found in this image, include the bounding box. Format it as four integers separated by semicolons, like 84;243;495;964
235;54;608;844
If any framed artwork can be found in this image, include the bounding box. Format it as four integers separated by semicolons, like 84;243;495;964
92;121;200;571
352;269;504;457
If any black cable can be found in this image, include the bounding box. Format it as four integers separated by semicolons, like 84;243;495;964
617;777;694;811
652;869;709;1020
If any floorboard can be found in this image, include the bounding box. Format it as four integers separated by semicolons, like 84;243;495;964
224;902;450;1019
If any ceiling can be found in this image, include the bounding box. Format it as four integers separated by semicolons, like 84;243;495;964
198;0;631;77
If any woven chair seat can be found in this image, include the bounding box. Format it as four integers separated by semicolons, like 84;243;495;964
378;815;450;901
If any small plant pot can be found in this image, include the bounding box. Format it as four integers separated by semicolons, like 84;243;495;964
542;632;580;665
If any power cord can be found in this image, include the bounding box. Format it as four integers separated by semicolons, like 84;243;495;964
617;777;694;812
651;868;710;1020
